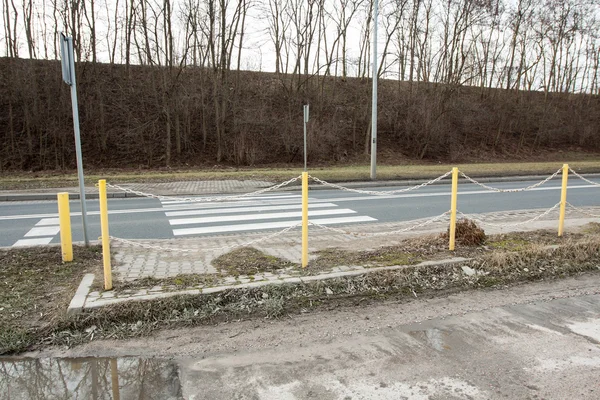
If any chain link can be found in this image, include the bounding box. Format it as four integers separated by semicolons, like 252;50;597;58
568;168;600;187
459;168;562;193
458;203;560;228
110;223;301;253
106;176;301;203
566;202;600;218
309;211;451;237
309;170;452;196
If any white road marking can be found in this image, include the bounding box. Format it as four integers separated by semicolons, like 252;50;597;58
165;202;337;217
12;218;61;246
160;194;301;204
24;226;61;237
36;218;60;226
172;215;377;236
13;237;54;247
169;208;356;226
160;197;305;210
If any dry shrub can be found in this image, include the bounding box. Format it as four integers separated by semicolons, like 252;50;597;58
441;218;486;246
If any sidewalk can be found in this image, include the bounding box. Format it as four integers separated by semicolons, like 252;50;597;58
0;179;276;201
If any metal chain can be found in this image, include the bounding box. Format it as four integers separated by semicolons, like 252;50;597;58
106;176;301;203
568;168;600;187
309;170;452;196
566;202;600;218
459;168;562;193
309;211;451;237
458;203;560;228
110;223;301;253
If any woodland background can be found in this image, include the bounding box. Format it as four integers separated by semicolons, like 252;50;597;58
1;0;599;170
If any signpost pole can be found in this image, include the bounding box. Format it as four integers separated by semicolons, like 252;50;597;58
61;33;89;246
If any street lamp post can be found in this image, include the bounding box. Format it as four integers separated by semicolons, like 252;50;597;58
370;0;378;180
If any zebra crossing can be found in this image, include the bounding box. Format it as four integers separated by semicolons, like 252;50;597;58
12;217;60;247
161;192;377;237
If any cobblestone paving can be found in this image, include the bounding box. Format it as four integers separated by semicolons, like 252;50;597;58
0;179;275;196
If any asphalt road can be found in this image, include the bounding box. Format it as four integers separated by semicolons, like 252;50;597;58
1;177;599;247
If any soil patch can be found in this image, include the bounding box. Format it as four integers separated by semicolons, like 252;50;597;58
0;246;102;354
212;247;297;276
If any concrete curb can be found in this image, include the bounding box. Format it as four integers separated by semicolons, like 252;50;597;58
80;257;470;311
67;273;95;315
0;192;139;201
3;173;600;201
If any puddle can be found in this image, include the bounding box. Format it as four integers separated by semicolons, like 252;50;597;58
409;328;452;352
0;357;183;399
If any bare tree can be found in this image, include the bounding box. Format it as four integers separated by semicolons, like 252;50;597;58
81;0;96;62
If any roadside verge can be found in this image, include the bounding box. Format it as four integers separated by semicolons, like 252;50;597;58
2;224;600;355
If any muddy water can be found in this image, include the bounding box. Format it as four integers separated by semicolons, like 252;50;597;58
0;357;183;399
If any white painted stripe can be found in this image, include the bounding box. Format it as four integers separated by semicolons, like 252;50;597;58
170;208;356;226
24;226;61;237
165;202;337;217
13;237;54;247
160;194;301;205
161;198;303;210
173;215;377;236
36;218;60;226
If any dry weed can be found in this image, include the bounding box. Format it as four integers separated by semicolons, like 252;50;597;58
441;218;486;246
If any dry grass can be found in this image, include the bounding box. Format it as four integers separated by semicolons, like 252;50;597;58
441;218;487;246
212;247;297;276
0;246;102;354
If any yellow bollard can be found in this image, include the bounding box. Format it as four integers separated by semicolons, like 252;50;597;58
98;179;113;290
301;172;309;268
57;192;73;262
558;164;569;237
449;167;459;251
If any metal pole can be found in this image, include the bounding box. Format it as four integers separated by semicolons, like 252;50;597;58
303;105;309;171
67;37;90;246
370;0;378;180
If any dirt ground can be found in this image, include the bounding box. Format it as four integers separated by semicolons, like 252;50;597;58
30;272;600;360
18;273;600;399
